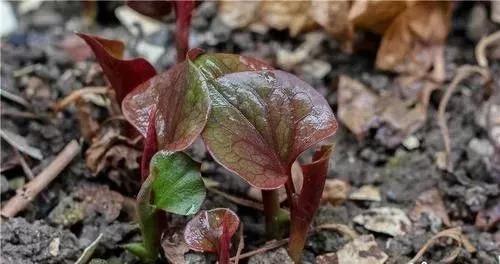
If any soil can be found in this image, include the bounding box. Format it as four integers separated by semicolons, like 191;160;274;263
1;2;499;264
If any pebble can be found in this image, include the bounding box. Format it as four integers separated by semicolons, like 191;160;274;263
402;136;420;150
468;138;494;157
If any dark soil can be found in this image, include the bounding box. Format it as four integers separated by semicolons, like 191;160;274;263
1;2;499;264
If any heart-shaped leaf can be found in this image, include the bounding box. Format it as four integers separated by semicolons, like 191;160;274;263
201;70;338;189
183;208;240;253
77;33;157;103
149;151;205;215
122;60;211;151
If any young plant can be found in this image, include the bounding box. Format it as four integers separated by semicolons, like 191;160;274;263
184;208;240;264
125;151;206;262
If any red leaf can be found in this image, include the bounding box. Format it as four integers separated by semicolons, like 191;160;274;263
127;1;172;20
174;0;195;62
77;33;157;103
183;208;240;254
122;61;210;151
141;108;157;182
201;70;338;189
289;145;333;261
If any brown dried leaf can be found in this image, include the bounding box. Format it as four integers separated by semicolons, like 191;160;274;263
475;203;500;230
260;0;316;37
375;2;452;74
310;1;353;51
349;185;381;202
316;235;388;264
218;0;260;29
161;232;189;264
85;128;141;175
74;183;124;222
410;188;450;227
349;0;408;34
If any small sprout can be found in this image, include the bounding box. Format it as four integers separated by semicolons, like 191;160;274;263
125;151;206;262
76;33;156;103
184;208;240;264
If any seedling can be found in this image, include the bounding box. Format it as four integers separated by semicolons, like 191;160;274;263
81;32;338;263
184;208;240;264
125;151;206;262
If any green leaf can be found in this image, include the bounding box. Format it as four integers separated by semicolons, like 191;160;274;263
124;242;155;263
150;151;205;215
200;70;338;189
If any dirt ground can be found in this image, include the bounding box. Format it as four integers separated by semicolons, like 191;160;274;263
1;2;499;264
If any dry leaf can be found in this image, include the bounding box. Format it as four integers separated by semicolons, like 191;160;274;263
218;0;260;29
260;0;316;37
74;183;124;222
161;232;189;264
349;185;381;202
349;1;408;34
475;203;500;230
353;207;411;236
316;235;388;264
322;179;350;206
375;2;452;74
310;1;353;52
410;188;450;228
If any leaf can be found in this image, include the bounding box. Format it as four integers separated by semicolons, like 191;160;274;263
126;1;172;20
289;145;333;262
201;70;337;189
77;33;157;103
353;207;411;237
149;151;205;215
122;61;210;151
316;235;388;264
141;109;158;181
183;208;240;253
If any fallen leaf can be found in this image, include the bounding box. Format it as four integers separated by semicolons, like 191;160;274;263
75;99;100;141
161;232;189;264
353;207;411;236
322;179;350;206
336;75;426;147
85;128;141;175
336;75;380;140
375;2;452;74
126;1;172;20
218;0;260;29
410;188;450;229
260;0;316;37
316;235;388;264
349;185;381;202
74;183;124;222
310;1;353;52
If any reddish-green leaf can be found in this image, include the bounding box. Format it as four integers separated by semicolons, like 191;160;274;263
122;60;210;151
201;70;338;189
77;33;157;103
184;208;240;253
289;144;333;262
141;108;158;182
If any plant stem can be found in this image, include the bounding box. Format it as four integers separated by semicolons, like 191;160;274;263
288;219;308;263
136;175;160;262
261;189;284;239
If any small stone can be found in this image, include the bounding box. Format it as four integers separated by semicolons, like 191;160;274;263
353;207;411;237
316;235;388;264
248;247;293;264
49;238;60;257
402;136;419;150
349;185;382;202
435;151;447;170
1;175;9;194
468;138;494;157
300;60;331;80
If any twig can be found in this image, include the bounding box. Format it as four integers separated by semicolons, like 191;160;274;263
229;239;289;261
409;227;476;264
233;223;245;264
0;128;43;160
1;140;81;217
0;88;31;108
475;30;500;67
437;65;490;171
75;233;104;264
54;86;108;111
208;187;264;211
13;148;35;180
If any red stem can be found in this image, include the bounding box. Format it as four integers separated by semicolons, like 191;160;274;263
141;108;157;182
173;0;195;63
218;220;231;264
